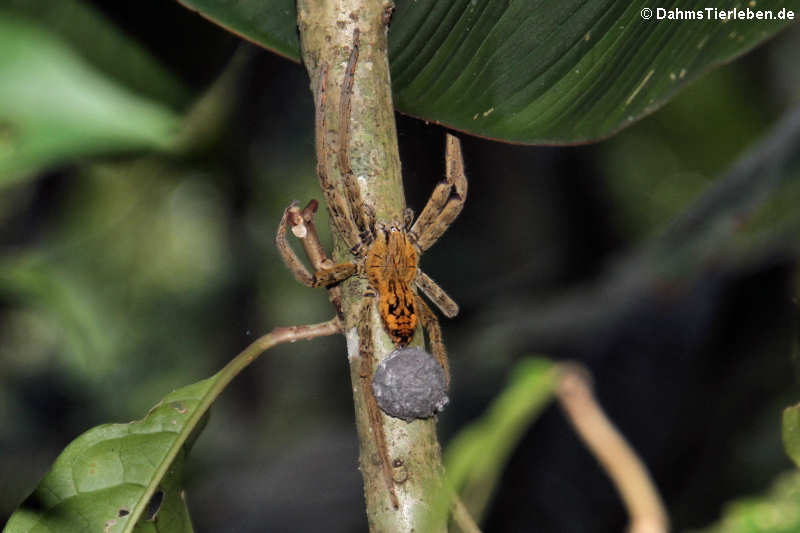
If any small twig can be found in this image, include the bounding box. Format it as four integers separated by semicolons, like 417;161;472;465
556;365;669;533
229;318;344;385
451;496;484;533
123;317;342;530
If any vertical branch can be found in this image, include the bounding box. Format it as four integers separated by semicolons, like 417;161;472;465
296;1;447;531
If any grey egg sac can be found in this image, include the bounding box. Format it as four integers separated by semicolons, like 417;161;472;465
371;347;449;422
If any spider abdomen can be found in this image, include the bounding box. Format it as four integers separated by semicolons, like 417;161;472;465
365;226;419;345
379;279;417;345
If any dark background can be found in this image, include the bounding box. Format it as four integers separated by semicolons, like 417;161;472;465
2;1;799;531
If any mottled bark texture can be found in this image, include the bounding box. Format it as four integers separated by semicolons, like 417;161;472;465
296;1;447;531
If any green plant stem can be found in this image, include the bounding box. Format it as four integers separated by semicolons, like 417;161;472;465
296;1;448;530
122;319;341;532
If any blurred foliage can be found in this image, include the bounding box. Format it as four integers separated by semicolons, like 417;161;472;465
466;104;800;378
0;0;189;109
650;320;800;533
689;471;800;533
0;18;180;185
783;404;800;468
442;358;557;525
0;0;799;532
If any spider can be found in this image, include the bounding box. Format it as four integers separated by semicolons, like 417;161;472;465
275;39;466;382
274;29;466;508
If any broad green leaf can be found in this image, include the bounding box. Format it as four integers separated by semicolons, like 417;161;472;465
688;471;800;533
3;381;208;533
131;452;195;533
173;0;798;143
175;0;299;61
0;17;180;187
783;404;800;468
431;358;557;526
3;323;332;533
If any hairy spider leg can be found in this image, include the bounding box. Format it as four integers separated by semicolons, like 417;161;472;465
315;63;364;255
275;201;357;286
311;262;358;288
415;270;459;318
416;294;450;385
357;295;400;509
337;28;376;247
275;203;316;287
410;134;468;252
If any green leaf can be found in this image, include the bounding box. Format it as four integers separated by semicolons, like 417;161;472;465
3;380;208;533
441;358;558;524
175;0;299;62
2;322;332;533
131;451;195;533
173;0;797;143
0;17;180;187
688;471;800;533
783;404;800;468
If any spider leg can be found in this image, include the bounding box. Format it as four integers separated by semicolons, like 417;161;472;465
416;294;450;386
356;295;400;509
315;62;364;254
408;181;450;243
415;270;459;318
276;201;358;291
311;262;358;288
338;28;375;248
275;202;316;287
403;207;414;231
410;134;468;252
